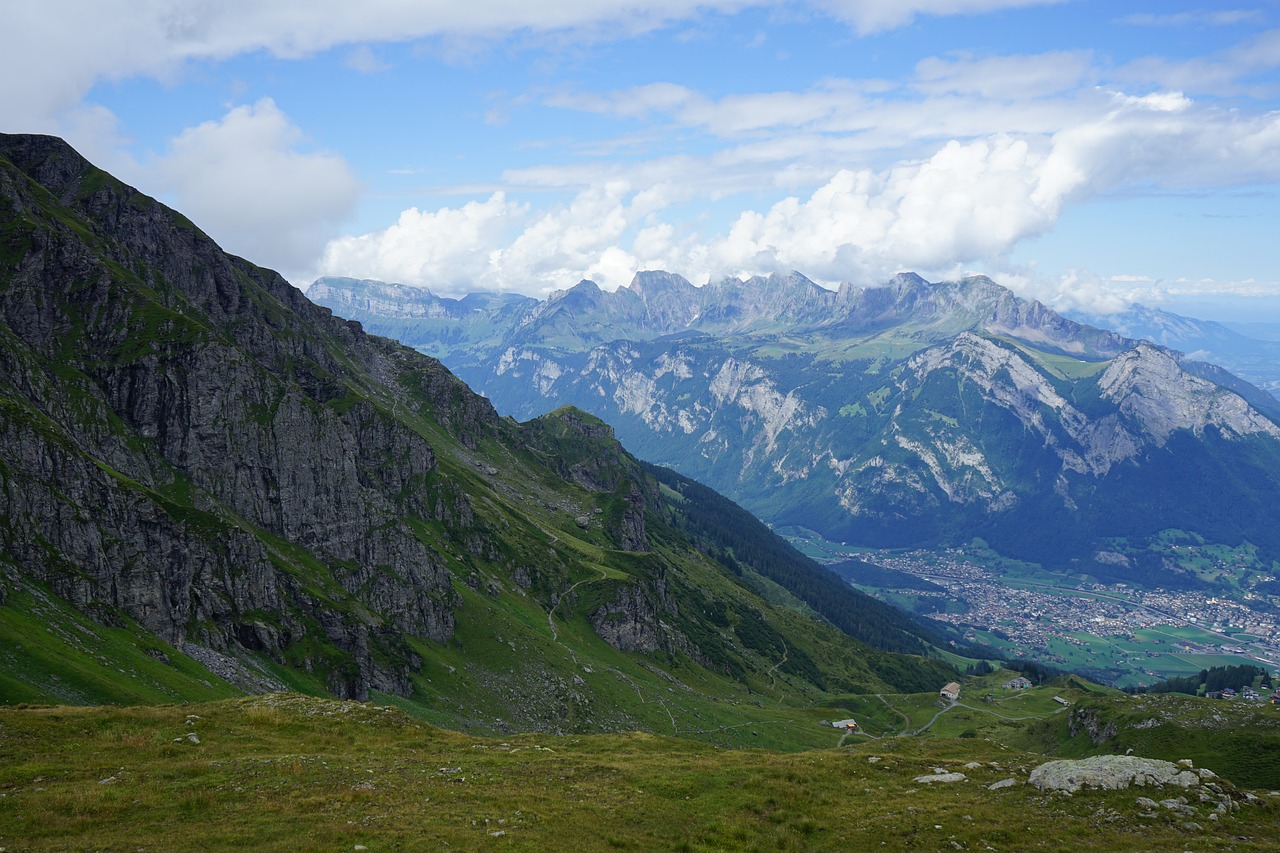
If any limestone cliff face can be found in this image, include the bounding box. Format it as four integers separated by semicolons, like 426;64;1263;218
0;134;513;698
1098;344;1280;445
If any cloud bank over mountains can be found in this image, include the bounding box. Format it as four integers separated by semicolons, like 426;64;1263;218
320;80;1280;309
5;1;1279;313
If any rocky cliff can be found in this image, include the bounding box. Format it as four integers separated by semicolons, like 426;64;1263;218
0;134;505;697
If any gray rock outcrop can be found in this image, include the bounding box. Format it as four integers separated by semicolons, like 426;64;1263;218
1028;756;1201;793
0;134;501;699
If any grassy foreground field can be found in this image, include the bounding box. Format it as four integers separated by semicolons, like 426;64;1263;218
3;694;1279;851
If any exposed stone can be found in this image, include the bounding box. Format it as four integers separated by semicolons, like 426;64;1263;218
587;583;663;654
0;136;524;701
1159;797;1196;816
1067;708;1118;746
914;773;965;784
1028;756;1201;793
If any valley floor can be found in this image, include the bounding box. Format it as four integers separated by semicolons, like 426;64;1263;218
792;537;1280;689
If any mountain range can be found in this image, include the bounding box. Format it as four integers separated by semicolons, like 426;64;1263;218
0;133;973;735
309;271;1280;586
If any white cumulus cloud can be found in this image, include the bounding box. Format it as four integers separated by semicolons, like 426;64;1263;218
146;99;360;279
320;193;527;289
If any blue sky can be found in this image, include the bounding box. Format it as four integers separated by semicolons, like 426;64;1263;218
5;1;1280;321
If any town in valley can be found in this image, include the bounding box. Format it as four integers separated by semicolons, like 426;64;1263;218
792;538;1280;690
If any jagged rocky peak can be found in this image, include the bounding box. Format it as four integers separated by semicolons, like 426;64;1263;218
956;273;1004;292
627;270;696;297
550;278;604;303
1100;343;1280;443
745;271;821;304
1;133;100;200
625;270;701;328
696;270;836;329
888;270;931;296
719;269;826;299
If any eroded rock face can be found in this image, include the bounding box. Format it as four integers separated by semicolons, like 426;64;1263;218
587;572;697;661
1029;756;1201;792
0;134;498;699
1067;708;1119;746
1099;343;1280;444
589;584;664;654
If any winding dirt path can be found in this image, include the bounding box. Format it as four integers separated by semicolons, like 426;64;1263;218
543;562;684;733
838;691;1068;747
908;700;956;736
765;640;789;689
876;693;911;736
546;565;608;646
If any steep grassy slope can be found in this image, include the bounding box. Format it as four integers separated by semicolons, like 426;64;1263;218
0;133;957;737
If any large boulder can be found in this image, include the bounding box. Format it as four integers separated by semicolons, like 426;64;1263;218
1029;756;1201;793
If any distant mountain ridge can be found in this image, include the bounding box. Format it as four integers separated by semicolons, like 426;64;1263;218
311;271;1280;583
311;270;1132;358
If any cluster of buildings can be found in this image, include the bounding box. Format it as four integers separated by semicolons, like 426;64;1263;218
1136;590;1280;640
